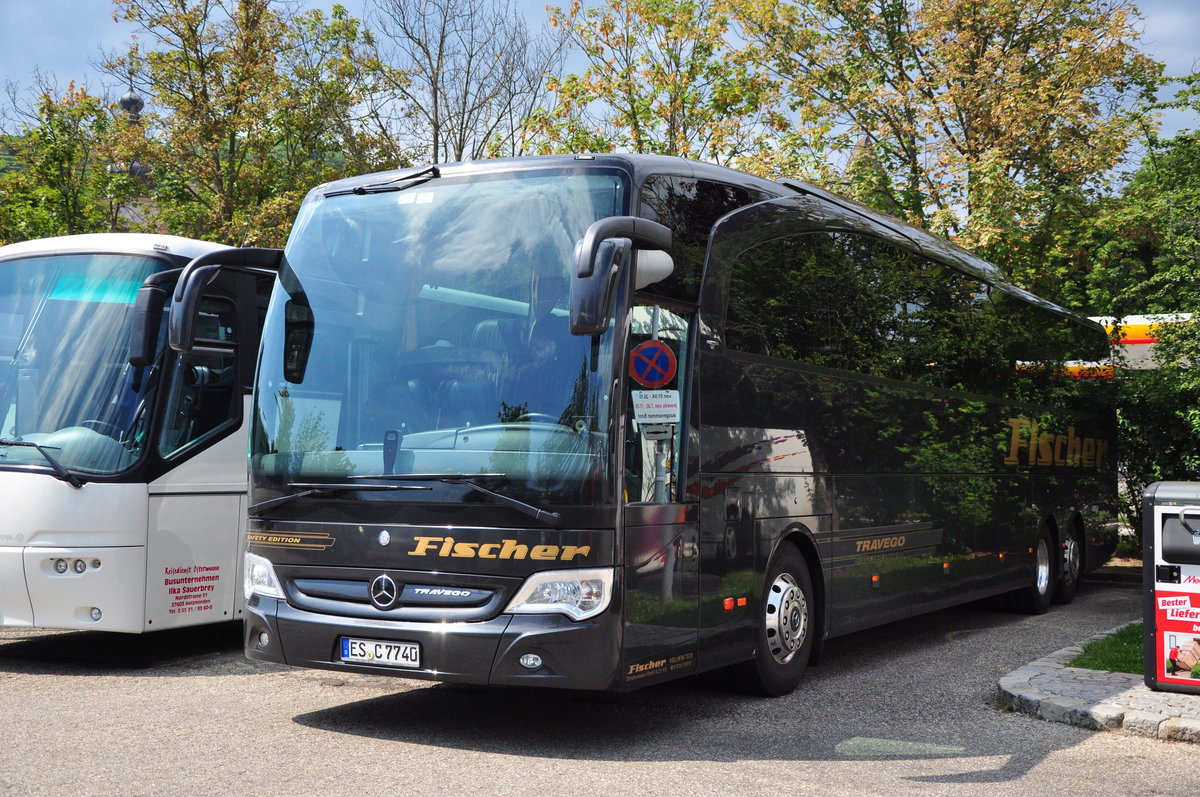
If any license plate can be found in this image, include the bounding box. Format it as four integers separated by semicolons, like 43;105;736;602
340;637;421;668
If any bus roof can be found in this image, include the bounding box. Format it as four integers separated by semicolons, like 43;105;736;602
303;153;1101;336
0;233;230;263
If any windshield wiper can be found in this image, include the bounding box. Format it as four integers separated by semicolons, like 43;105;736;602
0;438;82;488
329;165;440;197
250;480;432;514
358;473;563;528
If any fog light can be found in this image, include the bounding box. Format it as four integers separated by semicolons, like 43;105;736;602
518;653;543;670
54;559;68;574
258;632;270;647
73;559;87;574
89;608;102;621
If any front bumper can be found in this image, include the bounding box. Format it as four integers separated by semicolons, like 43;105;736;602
244;595;622;690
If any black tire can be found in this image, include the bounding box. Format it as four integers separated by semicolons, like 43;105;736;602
733;542;814;696
1018;525;1054;615
1052;522;1083;605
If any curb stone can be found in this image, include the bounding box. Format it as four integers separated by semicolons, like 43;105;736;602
996;621;1200;741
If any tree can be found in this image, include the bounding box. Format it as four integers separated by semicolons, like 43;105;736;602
366;0;566;163
107;0;387;246
730;0;1160;271
536;0;778;161
0;78;150;242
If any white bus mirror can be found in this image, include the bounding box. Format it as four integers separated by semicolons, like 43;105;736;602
634;249;674;290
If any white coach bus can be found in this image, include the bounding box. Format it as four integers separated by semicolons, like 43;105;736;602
0;233;277;632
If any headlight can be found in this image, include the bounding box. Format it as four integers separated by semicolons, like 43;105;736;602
244;552;284;601
504;568;613;621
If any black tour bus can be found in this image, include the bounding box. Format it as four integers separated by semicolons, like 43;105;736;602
168;154;1117;695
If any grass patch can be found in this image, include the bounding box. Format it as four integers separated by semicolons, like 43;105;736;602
1065;622;1143;674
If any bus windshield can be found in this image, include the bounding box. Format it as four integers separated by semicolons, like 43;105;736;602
252;168;629;506
0;253;165;475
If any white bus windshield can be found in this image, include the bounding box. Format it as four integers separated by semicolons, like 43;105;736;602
0;253;164;475
253;169;629;505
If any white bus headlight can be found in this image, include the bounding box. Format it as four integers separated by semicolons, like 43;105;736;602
244;552;284;601
504;568;613;621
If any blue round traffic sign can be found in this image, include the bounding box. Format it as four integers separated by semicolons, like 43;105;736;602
629;340;677;388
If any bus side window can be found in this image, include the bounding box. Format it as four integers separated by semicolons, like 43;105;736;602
638;175;770;305
158;297;239;458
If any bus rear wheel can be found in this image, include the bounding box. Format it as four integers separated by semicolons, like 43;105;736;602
1053;522;1083;604
1017;526;1054;615
733;542;814;696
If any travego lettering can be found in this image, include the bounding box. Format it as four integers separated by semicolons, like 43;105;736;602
856;536;906;553
407;536;591;561
1004;418;1110;468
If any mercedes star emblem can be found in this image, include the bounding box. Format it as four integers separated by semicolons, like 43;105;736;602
369;575;398;610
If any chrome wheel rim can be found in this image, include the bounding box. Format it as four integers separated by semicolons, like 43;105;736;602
1036;538;1051;595
765;572;808;664
1062;533;1081;585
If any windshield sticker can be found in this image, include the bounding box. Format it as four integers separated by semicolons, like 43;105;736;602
50;275;143;304
629;340;677;388
632;390;680;424
397;192;435;205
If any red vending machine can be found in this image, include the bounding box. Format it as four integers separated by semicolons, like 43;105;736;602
1144;482;1200;694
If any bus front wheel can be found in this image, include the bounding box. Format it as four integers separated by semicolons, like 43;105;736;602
734;542;814;696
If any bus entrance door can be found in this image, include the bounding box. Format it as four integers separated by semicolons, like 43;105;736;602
619;303;699;689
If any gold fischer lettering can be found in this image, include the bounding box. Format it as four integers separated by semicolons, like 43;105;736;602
1004;418;1110;469
410;537;442;556
1005;418;1030;465
499;539;528;559
452;542;479;558
407;536;591;561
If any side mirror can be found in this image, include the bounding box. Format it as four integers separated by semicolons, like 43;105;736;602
168;247;282;353
284;299;314;383
634;249;675;290
570;238;631;337
570;216;672;336
128;284;169;367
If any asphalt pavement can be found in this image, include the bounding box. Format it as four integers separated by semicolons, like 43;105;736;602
3;560;1195;796
997;561;1200;742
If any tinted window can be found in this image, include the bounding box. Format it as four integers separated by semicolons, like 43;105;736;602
723;232;1109;402
639;175;770;304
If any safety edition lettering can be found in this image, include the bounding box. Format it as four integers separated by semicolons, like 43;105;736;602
408;536;591;561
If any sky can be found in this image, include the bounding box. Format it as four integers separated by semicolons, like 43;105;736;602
0;0;1195;140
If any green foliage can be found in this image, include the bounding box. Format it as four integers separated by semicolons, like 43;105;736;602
0;84;151;243
1066;622;1142;674
1070;127;1200;537
1116;368;1200;534
539;0;777;161
107;0;393;246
